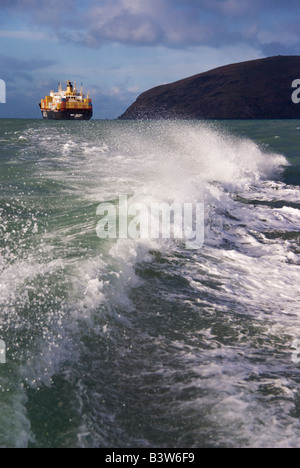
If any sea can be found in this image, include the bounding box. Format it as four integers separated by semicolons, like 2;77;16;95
0;118;300;448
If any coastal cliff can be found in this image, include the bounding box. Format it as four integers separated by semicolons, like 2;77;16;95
119;56;300;120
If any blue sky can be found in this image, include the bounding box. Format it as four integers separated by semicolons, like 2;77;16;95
0;0;300;119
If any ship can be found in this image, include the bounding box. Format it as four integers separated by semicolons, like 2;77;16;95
39;81;93;120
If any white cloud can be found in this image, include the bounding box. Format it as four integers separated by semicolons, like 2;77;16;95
70;0;219;47
0;30;51;40
258;29;300;47
128;86;140;93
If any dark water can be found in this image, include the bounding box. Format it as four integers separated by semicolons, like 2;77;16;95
0;118;300;448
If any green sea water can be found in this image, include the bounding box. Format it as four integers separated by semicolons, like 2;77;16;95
0;118;300;448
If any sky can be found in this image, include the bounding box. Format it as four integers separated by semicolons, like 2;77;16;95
0;0;300;119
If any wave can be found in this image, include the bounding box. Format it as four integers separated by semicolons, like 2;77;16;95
1;120;300;447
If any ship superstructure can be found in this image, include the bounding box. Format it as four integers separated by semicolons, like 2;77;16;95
39;81;93;120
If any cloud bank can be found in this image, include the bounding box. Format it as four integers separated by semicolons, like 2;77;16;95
1;0;300;54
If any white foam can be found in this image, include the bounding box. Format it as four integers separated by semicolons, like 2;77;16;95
2;120;299;447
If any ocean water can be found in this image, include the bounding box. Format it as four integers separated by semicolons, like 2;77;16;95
0;118;300;448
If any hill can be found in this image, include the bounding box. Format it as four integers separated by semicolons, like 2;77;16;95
118;56;300;120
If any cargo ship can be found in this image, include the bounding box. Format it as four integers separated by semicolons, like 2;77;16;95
39;81;93;120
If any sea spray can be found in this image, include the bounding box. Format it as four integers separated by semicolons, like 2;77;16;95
0;119;299;448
